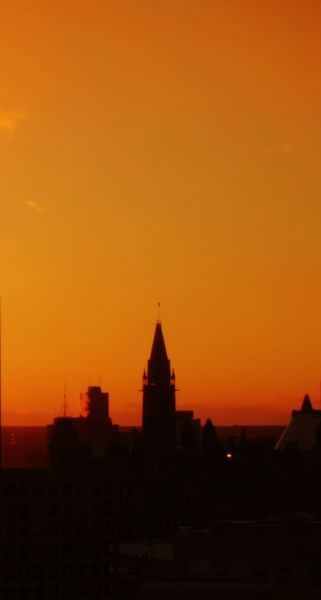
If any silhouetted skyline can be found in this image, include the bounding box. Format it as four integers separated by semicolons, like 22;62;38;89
2;3;321;598
1;316;321;599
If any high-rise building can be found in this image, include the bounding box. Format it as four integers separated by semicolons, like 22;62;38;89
81;386;110;424
142;322;176;471
48;386;119;464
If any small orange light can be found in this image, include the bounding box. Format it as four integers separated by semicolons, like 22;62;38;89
226;452;233;459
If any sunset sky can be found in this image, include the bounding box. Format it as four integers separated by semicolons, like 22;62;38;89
1;0;321;426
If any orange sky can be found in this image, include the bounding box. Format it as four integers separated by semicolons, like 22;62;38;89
1;0;321;426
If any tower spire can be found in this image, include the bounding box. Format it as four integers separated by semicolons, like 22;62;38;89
148;321;170;385
63;381;68;417
142;318;176;473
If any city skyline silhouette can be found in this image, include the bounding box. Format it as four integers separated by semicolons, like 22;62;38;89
2;3;321;599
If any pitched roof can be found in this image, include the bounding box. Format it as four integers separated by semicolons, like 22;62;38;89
275;395;321;450
150;322;168;363
301;394;313;412
147;322;171;384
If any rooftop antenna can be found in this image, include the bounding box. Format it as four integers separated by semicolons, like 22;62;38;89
62;380;68;418
0;297;2;468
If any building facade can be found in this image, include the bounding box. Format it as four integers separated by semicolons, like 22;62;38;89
0;468;118;600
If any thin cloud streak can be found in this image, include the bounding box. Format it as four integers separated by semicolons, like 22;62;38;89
0;110;27;136
25;200;45;214
263;143;296;156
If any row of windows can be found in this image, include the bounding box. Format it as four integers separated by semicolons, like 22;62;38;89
0;541;114;561
0;500;112;519
0;480;113;499
0;521;112;540
0;581;111;600
0;560;113;580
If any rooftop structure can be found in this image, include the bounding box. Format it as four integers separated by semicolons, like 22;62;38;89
275;394;321;451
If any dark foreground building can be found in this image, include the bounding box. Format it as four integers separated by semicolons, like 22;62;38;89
0;468;118;600
119;520;321;599
4;320;321;599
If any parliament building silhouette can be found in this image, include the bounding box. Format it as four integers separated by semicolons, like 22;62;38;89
1;320;321;599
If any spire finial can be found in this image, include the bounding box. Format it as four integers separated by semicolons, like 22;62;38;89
63;380;68;417
0;297;2;468
157;302;160;323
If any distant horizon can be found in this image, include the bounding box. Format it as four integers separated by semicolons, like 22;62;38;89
1;422;286;429
1;390;307;428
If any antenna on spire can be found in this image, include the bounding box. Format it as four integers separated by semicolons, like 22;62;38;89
0;297;2;468
157;302;161;323
62;380;68;418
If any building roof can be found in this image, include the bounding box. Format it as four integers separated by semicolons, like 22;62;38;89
150;322;168;363
275;395;321;450
147;322;171;384
300;394;313;412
